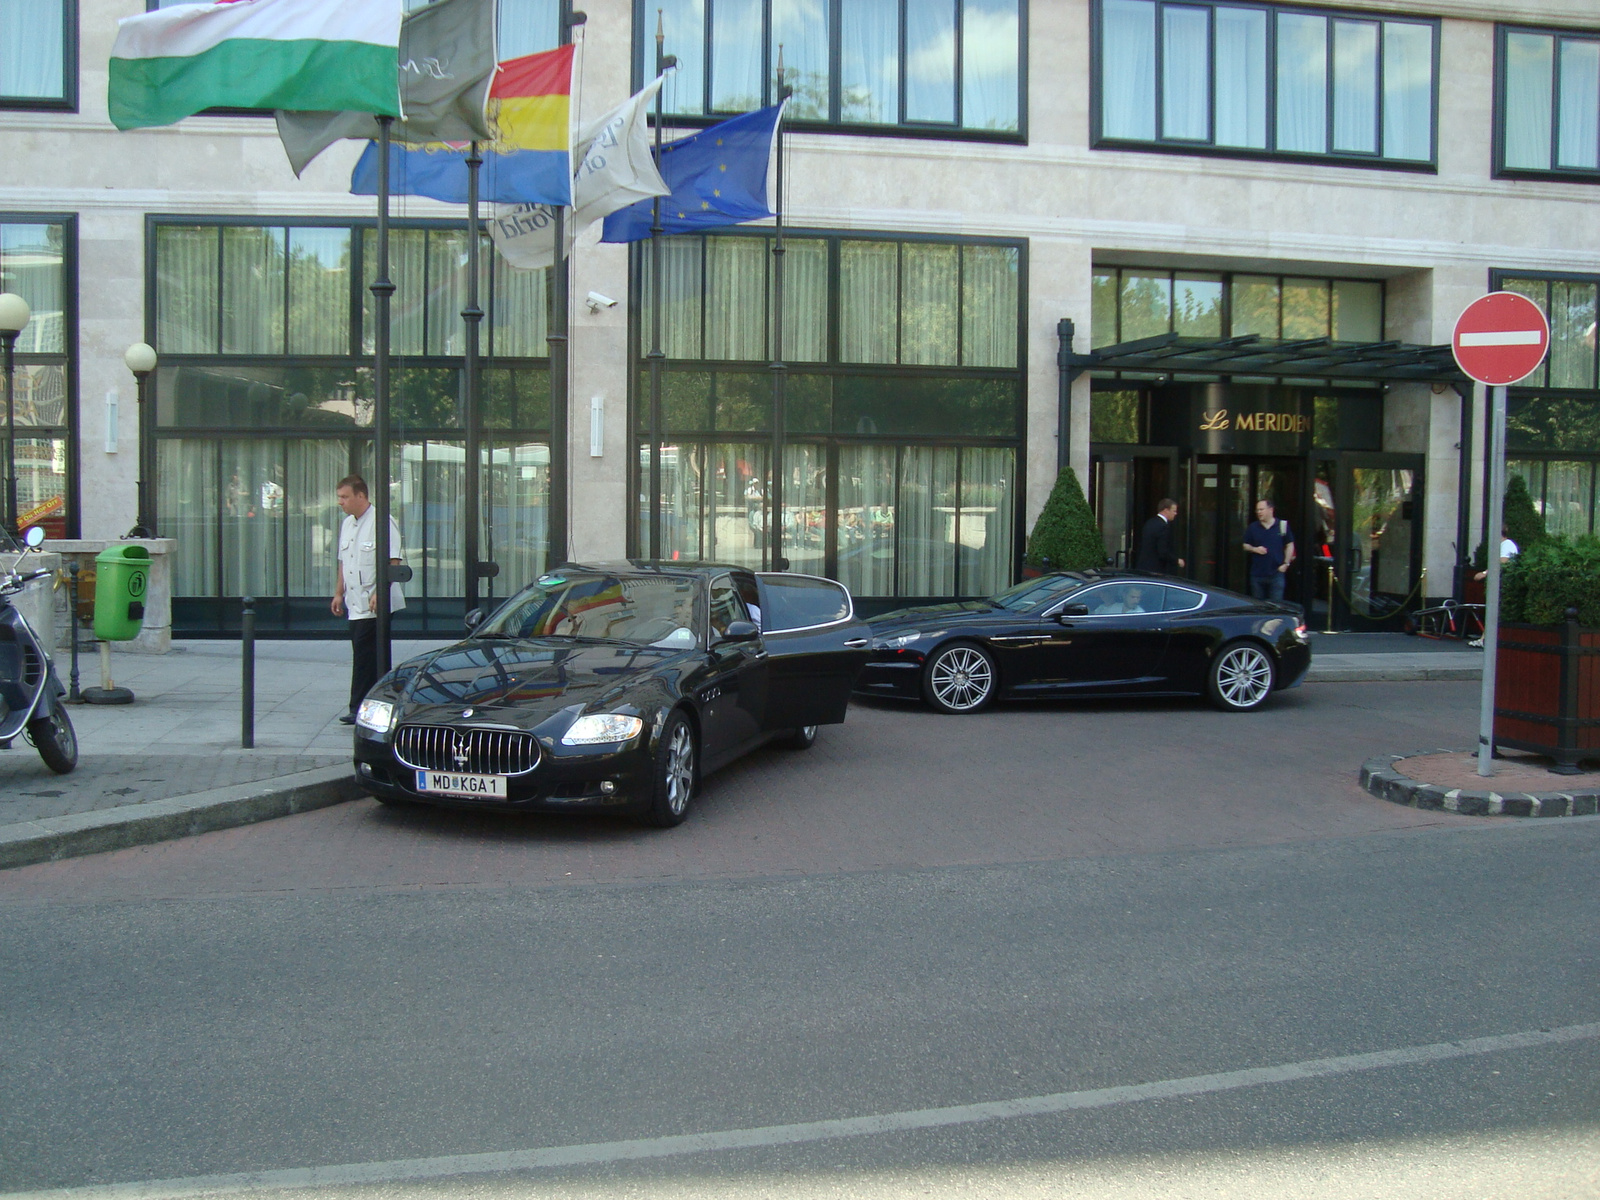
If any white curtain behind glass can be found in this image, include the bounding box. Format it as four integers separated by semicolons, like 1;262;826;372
0;223;65;353
286;440;348;597
287;229;349;357
837;445;895;597
901;243;958;366
841;0;897;123
1162;6;1209;141
364;230;428;355
1504;33;1554;170
156;228;219;354
426;230;469;356
898;446;956;596
840;242;898;363
1332;21;1377;154
905;0;956;123
486;441;551;586
158;440;219;597
963;0;1019;132
1550;281;1598;389
641;237;706;360
493;262;549;358
221;440;285;597
705;238;767;360
1382;22;1433;161
0;0;64;98
961;246;1018;368
1557;40;1600;170
1101;0;1156;140
705;442;767;569
961;447;1013;596
781;239;828;362
1276;13;1327;154
772;0;830;120
222;228;286;356
1214;7;1266;148
712;0;763;112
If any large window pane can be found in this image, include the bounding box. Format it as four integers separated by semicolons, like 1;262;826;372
1214;7;1267;148
14;435;67;536
772;0;829;120
1119;273;1171;341
839;241;898;363
962;245;1019;368
1231;276;1279;337
157;439;219;597
640;236;705;360
705;237;768;360
1332;20;1378;154
1101;0;1157;140
0;0;65;100
1091;271;1119;347
1333;279;1383;341
157;227;219;354
1282;278;1330;339
425;229;469;356
1557;40;1600;170
493;262;549;358
363;229;427;356
705;442;769;569
905;0;957;123
1276;13;1328;154
285;439;350;597
841;0;898;124
1550;281;1598;390
837;445;896;597
1545;461;1594;540
9;364;66;427
0;223;66;353
1162;6;1210;141
483;440;551;592
781;239;828;362
1504;32;1555;171
220;440;285;599
961;447;1014;595
900;242;958;366
782;442;826;575
287;229;350;356
711;0;763;113
1500;276;1549;385
1175;274;1223;337
1382;22;1433;161
222;228;286;355
498;0;558;59
655;0;707;117
898;446;957;596
963;0;1020;132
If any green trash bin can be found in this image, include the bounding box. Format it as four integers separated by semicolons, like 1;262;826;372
93;544;150;642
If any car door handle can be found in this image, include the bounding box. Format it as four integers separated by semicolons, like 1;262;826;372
844;637;869;648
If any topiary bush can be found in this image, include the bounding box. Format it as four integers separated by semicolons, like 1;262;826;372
1500;535;1600;626
1025;466;1107;573
1474;473;1548;569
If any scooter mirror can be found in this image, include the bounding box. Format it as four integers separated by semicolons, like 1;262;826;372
22;526;44;549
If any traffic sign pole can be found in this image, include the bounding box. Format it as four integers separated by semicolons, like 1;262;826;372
1477;384;1507;777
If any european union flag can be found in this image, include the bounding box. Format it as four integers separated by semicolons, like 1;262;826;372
600;105;782;243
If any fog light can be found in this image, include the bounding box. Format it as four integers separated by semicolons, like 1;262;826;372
600;780;616;795
358;762;373;776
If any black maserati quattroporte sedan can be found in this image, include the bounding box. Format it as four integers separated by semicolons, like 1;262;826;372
855;571;1310;714
353;563;870;826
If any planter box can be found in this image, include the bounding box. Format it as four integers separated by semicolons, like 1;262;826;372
1495;619;1600;770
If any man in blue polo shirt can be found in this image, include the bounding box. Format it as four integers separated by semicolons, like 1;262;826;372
1243;498;1295;602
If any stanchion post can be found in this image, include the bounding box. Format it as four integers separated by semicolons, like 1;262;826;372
241;595;255;750
66;560;80;702
1324;563;1335;634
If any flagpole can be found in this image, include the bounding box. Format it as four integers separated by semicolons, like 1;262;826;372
770;54;790;573
548;4;585;570
463;142;484;617
372;114;395;675
646;11;672;560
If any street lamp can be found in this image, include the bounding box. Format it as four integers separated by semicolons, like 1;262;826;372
124;342;157;538
0;293;31;535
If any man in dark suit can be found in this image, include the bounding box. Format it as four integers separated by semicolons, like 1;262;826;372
1135;498;1185;574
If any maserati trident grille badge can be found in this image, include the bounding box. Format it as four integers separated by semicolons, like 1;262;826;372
461;707;474;718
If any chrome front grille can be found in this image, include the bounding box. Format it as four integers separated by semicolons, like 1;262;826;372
394;725;541;776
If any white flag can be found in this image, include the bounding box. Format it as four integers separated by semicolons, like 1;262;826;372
491;76;670;271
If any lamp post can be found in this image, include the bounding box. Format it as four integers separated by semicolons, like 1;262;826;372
0;292;31;535
124;342;157;538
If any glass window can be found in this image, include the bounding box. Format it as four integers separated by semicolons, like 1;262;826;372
705;237;768;360
900;242;958;366
1174;274;1223;337
650;0;1020;135
1098;1;1436;165
1091;272;1119;347
1281;278;1330;340
0;0;68;104
1497;275;1600;391
1333;280;1383;341
1231;276;1280;337
1500;26;1600;177
0;223;67;353
962;245;1019;368
840;241;898;364
781;239;829;362
1119;273;1171;341
1;218;72;537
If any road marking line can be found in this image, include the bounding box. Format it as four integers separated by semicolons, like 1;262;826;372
1458;331;1544;347
12;1021;1600;1199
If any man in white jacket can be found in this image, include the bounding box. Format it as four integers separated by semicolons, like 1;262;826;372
331;475;404;724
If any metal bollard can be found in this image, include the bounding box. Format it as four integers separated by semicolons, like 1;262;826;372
66;560;81;702
241;596;255;749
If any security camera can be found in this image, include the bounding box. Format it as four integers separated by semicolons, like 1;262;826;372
585;291;617;313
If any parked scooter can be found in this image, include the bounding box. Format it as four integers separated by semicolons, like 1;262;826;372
0;525;77;774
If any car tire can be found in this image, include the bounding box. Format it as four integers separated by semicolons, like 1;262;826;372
27;706;77;775
782;724;818;750
642;710;697;828
1207;641;1276;712
922;642;997;715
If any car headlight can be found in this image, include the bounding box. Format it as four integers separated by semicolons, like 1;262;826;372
562;713;645;745
872;631;922;650
356;699;397;733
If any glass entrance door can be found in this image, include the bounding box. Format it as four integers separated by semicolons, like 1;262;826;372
1333;454;1424;630
1191;457;1304;598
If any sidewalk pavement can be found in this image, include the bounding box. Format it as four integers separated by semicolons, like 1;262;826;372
0;632;1481;868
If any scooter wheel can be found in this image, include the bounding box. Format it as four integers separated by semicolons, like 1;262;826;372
28;706;78;775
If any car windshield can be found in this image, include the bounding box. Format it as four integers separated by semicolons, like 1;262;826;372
478;574;702;649
988;573;1088;612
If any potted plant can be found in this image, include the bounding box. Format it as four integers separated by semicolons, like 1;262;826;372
1493;535;1600;772
1023;466;1107;578
1467;473;1547;603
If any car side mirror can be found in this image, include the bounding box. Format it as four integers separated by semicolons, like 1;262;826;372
717;620;761;644
463;607;483;632
1058;603;1089;620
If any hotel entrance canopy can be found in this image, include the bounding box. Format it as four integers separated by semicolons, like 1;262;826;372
1065;332;1467;384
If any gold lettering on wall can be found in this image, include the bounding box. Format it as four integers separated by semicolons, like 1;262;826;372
1200;409;1229;431
1203;410;1309;435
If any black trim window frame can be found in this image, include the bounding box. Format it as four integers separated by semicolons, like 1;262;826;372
1494;23;1600;184
1090;0;1439;171
0;213;78;537
0;0;77;111
1490;268;1600;395
633;0;1027;143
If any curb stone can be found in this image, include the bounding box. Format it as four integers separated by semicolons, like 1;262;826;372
0;764;362;870
1360;750;1600;819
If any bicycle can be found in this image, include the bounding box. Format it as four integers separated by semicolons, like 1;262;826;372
1406;598;1485;642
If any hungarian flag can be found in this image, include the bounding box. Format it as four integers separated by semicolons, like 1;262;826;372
109;0;402;132
351;45;576;206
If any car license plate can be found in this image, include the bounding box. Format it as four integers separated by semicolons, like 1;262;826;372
414;770;507;798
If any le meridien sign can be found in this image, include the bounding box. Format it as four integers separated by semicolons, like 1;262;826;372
1452;291;1550;387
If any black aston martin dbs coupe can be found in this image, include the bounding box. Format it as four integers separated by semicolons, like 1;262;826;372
855;571;1311;714
353;563;870;826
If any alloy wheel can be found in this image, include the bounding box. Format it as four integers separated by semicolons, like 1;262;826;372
1215;645;1274;709
929;646;994;712
664;722;694;815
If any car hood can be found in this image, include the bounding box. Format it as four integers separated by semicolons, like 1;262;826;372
387;638;685;726
868;601;995;631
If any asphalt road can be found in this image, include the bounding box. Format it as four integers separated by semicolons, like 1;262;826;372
2;682;1597;1199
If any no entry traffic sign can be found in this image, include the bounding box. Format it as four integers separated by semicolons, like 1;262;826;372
1452;291;1550;386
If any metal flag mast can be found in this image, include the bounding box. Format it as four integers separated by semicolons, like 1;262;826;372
768;48;792;573
645;9;675;560
548;4;587;570
372;114;395;675
463;141;487;618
